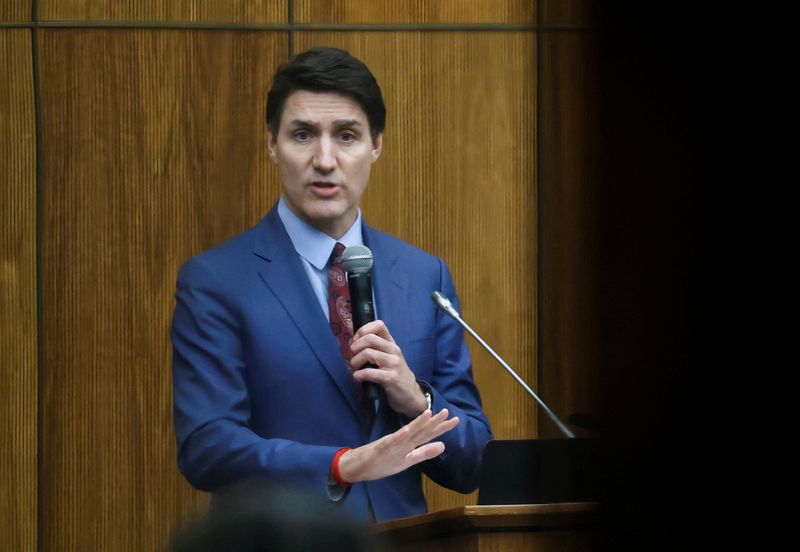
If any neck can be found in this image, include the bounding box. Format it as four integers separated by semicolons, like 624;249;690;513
278;196;360;240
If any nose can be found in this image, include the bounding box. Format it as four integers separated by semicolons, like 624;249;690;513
313;136;336;174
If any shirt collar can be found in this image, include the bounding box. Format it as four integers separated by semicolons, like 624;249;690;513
277;196;364;270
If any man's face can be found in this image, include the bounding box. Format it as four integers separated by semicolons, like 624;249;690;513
269;90;383;239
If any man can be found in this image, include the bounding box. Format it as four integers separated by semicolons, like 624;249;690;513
172;47;492;523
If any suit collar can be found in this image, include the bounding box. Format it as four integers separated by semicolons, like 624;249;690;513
276;197;365;270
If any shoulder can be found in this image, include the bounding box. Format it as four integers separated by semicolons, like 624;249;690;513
363;224;456;296
364;224;441;268
176;213;277;288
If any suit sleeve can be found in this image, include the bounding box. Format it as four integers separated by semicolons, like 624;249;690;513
418;259;493;493
171;257;340;496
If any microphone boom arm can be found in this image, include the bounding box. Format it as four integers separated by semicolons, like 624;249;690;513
432;291;575;439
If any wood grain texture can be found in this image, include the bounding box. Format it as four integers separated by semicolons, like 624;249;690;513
377;503;601;552
39;0;286;23
296;0;534;24
0;1;31;22
0;29;37;552
477;530;601;552
296;31;536;512
377;503;599;533
538;31;600;438
38;28;286;551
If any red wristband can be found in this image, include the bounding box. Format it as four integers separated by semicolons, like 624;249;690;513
332;447;352;488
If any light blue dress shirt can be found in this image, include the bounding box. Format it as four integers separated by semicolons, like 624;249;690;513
277;196;365;321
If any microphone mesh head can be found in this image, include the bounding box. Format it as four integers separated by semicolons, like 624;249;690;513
341;245;373;274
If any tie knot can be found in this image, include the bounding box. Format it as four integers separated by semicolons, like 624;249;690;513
331;242;346;266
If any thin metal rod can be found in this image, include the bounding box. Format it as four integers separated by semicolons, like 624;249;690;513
432;292;574;438
457;317;575;438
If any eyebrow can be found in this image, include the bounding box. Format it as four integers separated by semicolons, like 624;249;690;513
333;119;363;127
288;119;363;129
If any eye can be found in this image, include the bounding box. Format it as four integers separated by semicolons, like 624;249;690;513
340;131;356;143
293;130;311;142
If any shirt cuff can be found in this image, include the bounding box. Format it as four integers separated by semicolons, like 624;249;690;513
417;380;433;411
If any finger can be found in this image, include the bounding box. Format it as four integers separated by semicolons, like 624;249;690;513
351;366;389;385
429;416;460;440
405;442;446;466
350;348;397;371
350;333;399;356
412;416;459;447
398;408;434;435
400;409;450;444
353;320;396;344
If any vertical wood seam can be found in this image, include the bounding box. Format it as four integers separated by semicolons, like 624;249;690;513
31;2;44;552
288;0;294;58
535;0;542;436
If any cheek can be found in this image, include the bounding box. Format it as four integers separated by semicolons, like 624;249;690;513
343;161;369;188
278;153;304;178
359;159;375;181
344;151;375;178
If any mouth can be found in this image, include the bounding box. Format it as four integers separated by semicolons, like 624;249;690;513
309;181;341;198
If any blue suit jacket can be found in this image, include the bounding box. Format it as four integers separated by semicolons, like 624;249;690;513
172;205;492;522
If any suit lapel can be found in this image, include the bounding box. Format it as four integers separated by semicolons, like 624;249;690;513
363;224;411;361
252;208;365;422
363;223;411;440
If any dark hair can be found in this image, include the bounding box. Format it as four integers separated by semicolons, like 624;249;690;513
266;47;386;139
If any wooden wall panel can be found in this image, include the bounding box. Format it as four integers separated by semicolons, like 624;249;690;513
0;1;31;22
39;0;286;23
296;31;536;512
1;0;601;545
538;31;600;438
39;29;286;550
0;29;37;552
296;0;535;24
539;0;597;26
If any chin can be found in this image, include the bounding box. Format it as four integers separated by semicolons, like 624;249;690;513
309;202;351;220
299;209;339;227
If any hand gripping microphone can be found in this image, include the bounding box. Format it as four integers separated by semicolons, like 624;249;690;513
342;245;381;400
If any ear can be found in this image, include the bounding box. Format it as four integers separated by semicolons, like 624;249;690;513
268;132;278;162
371;133;383;161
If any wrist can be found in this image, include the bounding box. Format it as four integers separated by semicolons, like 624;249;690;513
405;384;431;418
332;447;353;487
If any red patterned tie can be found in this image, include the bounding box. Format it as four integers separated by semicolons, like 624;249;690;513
328;242;374;427
328;243;354;368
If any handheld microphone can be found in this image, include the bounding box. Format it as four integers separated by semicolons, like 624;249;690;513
342;245;381;401
432;291;575;438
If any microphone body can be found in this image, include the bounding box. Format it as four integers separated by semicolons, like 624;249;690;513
343;246;381;401
348;271;376;330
